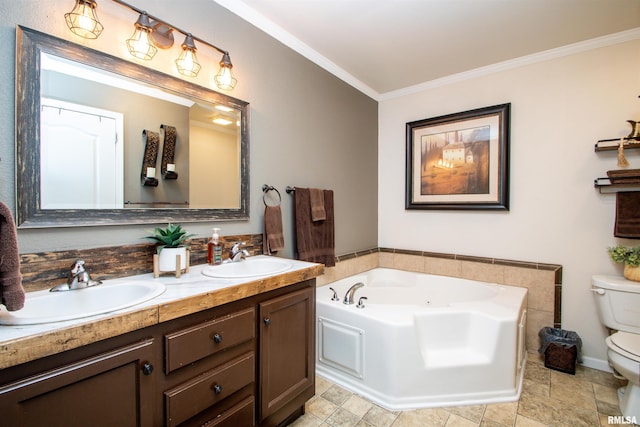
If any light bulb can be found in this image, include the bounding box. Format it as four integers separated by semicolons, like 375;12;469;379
175;34;201;77
64;0;103;39
214;53;237;90
126;13;157;60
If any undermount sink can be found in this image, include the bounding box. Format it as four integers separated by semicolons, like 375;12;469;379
201;256;293;279
0;281;166;326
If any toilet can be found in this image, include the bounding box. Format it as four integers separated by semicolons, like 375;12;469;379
592;275;640;420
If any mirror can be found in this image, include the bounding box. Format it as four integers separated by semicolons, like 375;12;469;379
16;26;249;228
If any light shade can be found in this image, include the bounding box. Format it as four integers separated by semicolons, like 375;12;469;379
64;0;104;39
175;34;201;77
214;52;237;90
126;12;158;60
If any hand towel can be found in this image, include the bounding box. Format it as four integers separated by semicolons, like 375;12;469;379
309;188;326;222
0;202;25;311
263;205;285;254
294;188;335;267
614;192;640;238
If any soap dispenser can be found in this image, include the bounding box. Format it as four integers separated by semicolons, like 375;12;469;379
207;228;223;265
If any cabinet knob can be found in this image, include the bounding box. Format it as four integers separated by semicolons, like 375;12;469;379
141;362;154;376
212;333;222;343
212;383;223;395
263;317;271;326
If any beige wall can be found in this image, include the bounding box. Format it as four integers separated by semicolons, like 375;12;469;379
189;124;239;208
0;0;378;259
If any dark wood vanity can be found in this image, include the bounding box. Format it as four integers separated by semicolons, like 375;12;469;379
0;277;317;427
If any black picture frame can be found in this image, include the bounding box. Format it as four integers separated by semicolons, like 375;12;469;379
406;103;510;210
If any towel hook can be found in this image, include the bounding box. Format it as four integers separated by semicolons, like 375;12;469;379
262;184;281;207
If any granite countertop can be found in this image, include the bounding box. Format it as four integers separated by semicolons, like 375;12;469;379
0;256;323;370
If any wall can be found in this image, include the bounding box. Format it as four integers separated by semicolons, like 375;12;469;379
189;123;239;208
378;38;640;367
0;0;378;258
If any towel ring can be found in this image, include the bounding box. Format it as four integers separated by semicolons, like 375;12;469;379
262;184;281;207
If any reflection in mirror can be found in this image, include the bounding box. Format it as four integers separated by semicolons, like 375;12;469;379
16;26;249;227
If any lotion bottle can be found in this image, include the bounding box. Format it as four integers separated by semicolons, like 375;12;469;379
208;228;223;265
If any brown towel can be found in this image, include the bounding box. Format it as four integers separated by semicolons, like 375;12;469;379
0;202;25;311
614;192;640;238
309;188;326;221
294;188;335;267
263;205;285;255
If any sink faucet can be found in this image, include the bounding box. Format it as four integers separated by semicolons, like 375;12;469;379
343;282;364;305
50;259;102;292
229;242;250;262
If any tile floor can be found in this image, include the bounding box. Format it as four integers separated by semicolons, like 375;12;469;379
290;352;634;427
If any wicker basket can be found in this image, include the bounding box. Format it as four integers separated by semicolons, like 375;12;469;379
544;342;578;375
624;264;640;282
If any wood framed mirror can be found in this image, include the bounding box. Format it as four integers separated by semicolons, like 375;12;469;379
16;26;249;228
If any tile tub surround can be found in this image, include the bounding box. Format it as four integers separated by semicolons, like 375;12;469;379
318;248;561;353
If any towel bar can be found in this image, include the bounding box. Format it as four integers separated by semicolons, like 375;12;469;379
286;186;296;194
262;184;282;206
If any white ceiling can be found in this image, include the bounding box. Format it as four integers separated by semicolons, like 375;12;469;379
214;0;640;99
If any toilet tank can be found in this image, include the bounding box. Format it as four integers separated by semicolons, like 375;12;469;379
592;275;640;334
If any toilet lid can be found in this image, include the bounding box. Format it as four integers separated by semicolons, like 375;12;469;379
609;332;640;361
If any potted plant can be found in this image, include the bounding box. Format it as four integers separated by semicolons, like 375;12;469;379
608;245;640;282
146;223;194;273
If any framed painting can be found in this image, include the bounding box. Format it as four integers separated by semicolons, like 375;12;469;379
405;103;510;210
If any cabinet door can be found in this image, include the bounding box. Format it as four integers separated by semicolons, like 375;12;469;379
0;339;156;427
259;287;315;422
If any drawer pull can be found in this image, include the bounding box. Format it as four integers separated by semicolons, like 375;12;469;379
212;333;222;343
141;362;154;376
212;383;223;395
263;317;271;326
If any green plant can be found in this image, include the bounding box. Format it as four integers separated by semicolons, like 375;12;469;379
145;223;194;253
608;245;640;267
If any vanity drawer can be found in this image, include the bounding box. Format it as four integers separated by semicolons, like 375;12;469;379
202;395;255;427
164;352;255;427
165;307;255;373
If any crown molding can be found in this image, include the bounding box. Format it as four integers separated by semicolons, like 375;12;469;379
379;27;640;101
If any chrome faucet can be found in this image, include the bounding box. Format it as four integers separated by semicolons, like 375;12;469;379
229;242;250;262
50;259;102;292
343;282;364;305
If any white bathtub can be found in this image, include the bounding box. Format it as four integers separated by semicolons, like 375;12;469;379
316;268;528;410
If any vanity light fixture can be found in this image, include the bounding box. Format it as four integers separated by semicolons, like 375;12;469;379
126;12;158;60
111;0;238;91
64;0;104;39
175;34;202;77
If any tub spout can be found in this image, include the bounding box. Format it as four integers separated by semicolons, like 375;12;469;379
343;282;364;305
356;296;368;309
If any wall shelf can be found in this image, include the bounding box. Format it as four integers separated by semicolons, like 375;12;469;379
594;177;640;193
594;137;640;152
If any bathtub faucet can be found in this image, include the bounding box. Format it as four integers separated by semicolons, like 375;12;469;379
343;282;364;305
